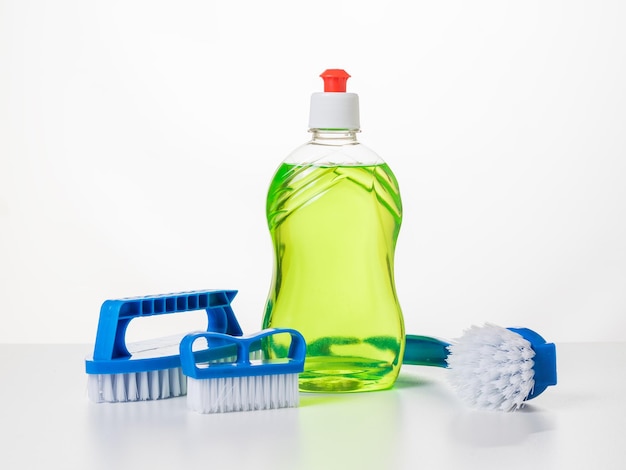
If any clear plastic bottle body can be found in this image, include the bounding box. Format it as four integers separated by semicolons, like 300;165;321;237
263;130;405;392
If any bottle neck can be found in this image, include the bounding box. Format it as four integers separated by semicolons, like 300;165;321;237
309;129;360;145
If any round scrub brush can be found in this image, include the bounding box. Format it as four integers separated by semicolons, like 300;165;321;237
403;323;557;411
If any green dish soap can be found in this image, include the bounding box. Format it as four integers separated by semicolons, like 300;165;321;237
262;69;404;392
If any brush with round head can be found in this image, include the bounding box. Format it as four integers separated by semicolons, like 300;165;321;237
403;323;557;411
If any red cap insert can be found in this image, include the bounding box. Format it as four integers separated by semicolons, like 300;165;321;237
320;69;351;92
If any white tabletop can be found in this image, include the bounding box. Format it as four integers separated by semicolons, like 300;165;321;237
1;342;624;469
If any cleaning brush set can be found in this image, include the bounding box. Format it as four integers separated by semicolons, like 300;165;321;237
85;287;557;413
85;69;557;414
85;289;306;413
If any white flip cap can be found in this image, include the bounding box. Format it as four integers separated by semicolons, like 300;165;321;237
307;69;360;130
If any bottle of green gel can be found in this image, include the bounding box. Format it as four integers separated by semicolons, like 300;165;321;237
263;69;405;392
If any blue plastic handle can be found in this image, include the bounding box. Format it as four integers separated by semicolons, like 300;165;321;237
403;335;450;368
92;290;242;362
85;290;245;375
180;328;306;380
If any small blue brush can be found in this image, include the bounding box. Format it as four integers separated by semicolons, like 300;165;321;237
403;323;557;411
180;328;306;414
85;289;243;403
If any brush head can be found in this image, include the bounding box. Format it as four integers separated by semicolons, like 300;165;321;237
180;328;306;414
446;323;557;411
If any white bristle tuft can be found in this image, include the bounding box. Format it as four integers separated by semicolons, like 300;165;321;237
127;373;138;400
186;373;300;414
87;367;187;403
149;370;160;399
446;323;536;412
138;372;150;400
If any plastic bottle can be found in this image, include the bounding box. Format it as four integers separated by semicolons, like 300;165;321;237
262;69;404;392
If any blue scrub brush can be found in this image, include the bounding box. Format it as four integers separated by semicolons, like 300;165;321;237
85;289;243;403
180;328;306;414
403;323;557;411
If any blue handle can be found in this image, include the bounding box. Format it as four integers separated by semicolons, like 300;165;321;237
92;290;243;362
403;335;450;368
180;328;306;379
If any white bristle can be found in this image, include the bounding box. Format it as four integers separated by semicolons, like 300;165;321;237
149;370;160;399
87;367;187;403
446;323;536;412
127;373;138;400
170;369;182;397
114;373;127;402
138;372;150;400
186;373;300;414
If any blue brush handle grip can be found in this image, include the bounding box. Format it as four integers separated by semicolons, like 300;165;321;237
92;290;242;361
403;334;450;368
180;328;306;379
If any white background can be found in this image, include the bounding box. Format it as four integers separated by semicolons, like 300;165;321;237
1;0;625;344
